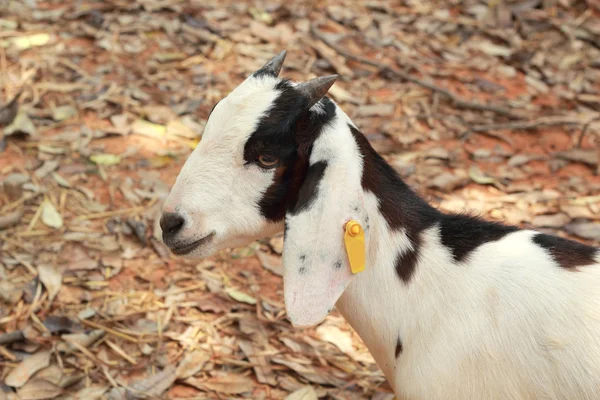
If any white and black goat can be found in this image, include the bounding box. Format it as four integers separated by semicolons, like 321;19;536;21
161;51;600;399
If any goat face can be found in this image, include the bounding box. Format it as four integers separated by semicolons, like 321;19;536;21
161;51;337;259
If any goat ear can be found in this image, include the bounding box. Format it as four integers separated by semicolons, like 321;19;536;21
253;50;287;78
282;129;365;327
297;75;338;109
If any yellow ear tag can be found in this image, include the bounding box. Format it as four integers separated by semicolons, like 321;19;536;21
344;220;365;274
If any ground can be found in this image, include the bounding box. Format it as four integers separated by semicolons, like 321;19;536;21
0;0;599;399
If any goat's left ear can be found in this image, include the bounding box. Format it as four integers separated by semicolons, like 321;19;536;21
282;107;365;328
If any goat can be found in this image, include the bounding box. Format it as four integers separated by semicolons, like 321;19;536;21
161;51;600;399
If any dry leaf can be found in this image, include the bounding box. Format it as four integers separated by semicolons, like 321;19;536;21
186;375;254;394
532;214;570;228
61;384;107;400
285;386;319;400
226;288;257;305
16;378;62;400
0;208;24;230
239;339;276;385
129;366;176;398
52;105;77;121
41;200;63;229
131;119;166;138
316;324;355;355
176;349;210;379
256;250;283;276
38;264;62;301
2;33;50;50
90;154;122;166
564;222;600;240
4;111;37;137
5;350;52;387
468;166;496;185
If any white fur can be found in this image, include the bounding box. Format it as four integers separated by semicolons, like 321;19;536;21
283;109;365;327
163;75;284;256
164;73;600;399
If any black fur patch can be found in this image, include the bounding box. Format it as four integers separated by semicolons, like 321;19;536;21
299;266;307;274
395;232;421;283
349;125;439;282
395;337;403;358
300;254;306;262
289;161;327;215
532;233;598;270
243;80;336;222
439;214;518;262
349;124;524;279
334;260;342;269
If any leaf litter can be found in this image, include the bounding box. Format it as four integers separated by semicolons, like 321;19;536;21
1;0;599;398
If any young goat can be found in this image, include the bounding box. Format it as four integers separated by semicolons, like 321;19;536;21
161;51;600;399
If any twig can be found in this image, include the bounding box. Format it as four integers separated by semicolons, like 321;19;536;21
80;319;139;343
310;24;522;120
576;116;600;148
460;116;587;139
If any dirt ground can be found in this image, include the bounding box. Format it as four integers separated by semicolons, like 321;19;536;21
1;0;599;399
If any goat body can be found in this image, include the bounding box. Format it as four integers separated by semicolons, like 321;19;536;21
162;52;600;399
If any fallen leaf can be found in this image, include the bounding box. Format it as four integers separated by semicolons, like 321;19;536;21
129;366;176;398
532;213;570;228
256;250;283;276
5;350;52;387
316;324;355;355
61;384;107;400
564;222;600;240
34;160;59;179
59;330;104;352
2;33;50;50
226;288;257;305
42;315;77;334
131;119;166;138
285;386;318;400
357;104;395;117
185;375;254;394
0;208;24;230
427;172;466;191
89;154;121;166
51;105;77;121
239;339;276;385
0;90;21;126
2;173;29;200
555;149;598;166
468;166;497;185
16;378;62;400
38;264;62;301
4;111;37;137
176;349;210;379
41;200;63;229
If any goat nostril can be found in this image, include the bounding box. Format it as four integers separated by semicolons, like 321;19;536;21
160;212;185;237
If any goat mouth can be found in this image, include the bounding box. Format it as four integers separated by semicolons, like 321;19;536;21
170;232;216;256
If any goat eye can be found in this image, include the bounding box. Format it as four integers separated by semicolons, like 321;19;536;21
257;155;279;169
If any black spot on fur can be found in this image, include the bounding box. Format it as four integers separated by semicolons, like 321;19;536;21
300;254;306;262
395;337;403;358
439;214;519;262
299;266;307;274
533;233;598;270
395;232;421;283
334;260;342;269
289;161;327;215
243;81;336;222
